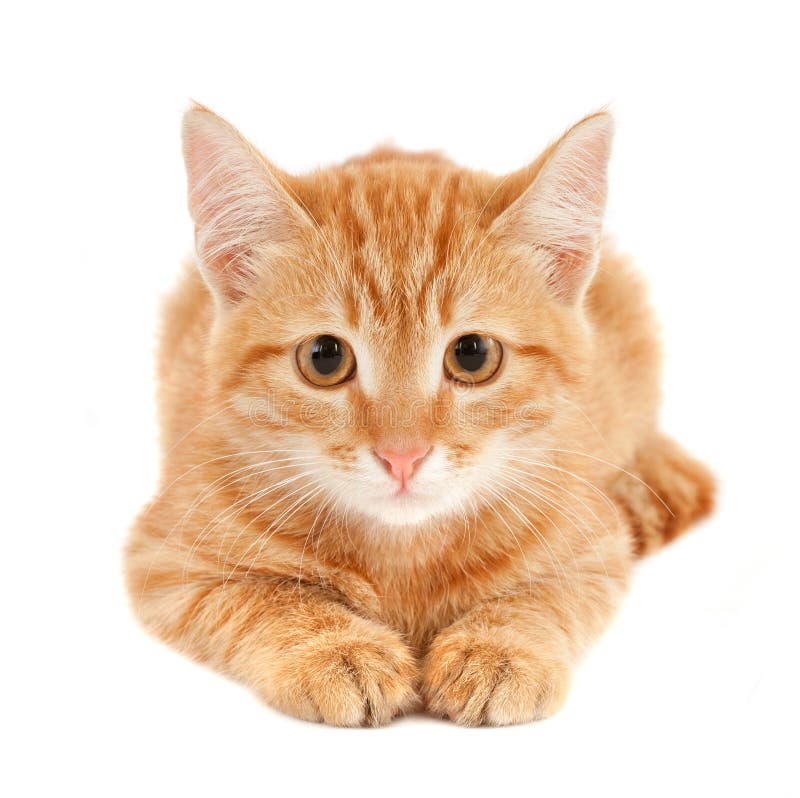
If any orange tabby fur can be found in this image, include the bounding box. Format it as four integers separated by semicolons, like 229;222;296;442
125;106;714;726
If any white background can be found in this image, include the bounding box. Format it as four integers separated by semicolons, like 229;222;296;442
3;2;799;796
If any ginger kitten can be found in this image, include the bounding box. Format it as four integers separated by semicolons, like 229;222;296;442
125;105;714;726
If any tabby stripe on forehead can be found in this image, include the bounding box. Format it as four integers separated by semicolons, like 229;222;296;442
349;246;383;321
420;171;464;325
344;180;383;315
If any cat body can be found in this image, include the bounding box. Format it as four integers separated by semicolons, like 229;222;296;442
126;106;714;725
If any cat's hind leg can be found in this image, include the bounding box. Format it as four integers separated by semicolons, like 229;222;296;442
610;434;715;556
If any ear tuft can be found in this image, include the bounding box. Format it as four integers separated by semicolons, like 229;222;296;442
492;112;614;304
182;105;306;303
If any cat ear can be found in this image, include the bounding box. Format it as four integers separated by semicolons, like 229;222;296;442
182;104;308;303
492;112;613;304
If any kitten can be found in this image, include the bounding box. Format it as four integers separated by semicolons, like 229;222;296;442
125;104;714;726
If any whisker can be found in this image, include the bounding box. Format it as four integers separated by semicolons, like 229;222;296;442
221;476;322;584
503;459;618;537
242;484;327;583
481;484;554;597
536;448;673;516
174;463;321;581
496;467;610;579
505;454;621;519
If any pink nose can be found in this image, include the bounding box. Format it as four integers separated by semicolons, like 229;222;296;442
374;445;431;486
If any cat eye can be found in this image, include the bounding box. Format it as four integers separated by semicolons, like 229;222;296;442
296;335;356;387
444;334;503;384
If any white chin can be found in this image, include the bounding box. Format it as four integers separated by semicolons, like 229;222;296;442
359;492;450;528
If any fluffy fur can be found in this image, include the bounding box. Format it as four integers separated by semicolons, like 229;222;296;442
125;105;714;726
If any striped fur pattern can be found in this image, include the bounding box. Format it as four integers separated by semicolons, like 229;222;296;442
125;106;714;726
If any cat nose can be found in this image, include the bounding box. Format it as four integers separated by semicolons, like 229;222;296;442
374;445;431;485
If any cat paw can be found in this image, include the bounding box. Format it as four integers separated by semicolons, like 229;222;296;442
268;622;419;726
422;628;570;726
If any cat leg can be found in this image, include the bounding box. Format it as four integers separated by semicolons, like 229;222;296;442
610;433;715;556
422;518;631;726
127;573;418;726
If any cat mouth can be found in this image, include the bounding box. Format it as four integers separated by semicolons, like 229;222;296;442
385;484;434;506
371;491;440;526
388;477;433;499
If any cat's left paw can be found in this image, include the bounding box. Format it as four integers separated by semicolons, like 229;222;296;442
422;627;571;726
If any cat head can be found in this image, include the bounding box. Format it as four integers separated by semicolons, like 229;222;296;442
182;105;612;530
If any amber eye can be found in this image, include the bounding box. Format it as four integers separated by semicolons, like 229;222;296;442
444;334;503;384
297;335;356;387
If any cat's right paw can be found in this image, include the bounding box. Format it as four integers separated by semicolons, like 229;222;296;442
266;622;419;726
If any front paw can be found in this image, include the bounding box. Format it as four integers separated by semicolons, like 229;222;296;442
268;620;419;727
422;627;570;726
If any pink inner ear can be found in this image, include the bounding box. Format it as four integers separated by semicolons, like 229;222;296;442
182;109;302;302
546;247;595;300
495;113;613;304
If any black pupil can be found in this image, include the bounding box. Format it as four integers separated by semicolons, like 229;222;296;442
454;335;487;372
311;335;344;375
